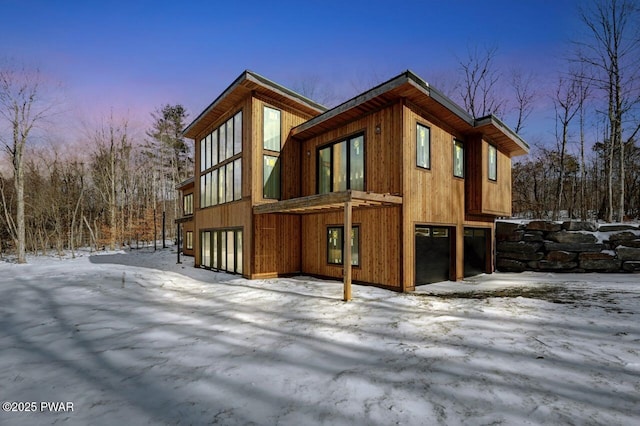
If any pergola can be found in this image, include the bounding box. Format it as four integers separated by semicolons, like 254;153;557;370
253;190;402;301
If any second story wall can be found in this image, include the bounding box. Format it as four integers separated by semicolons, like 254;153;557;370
296;101;404;198
403;102;466;225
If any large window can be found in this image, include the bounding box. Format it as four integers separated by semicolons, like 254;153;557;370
327;226;360;266
488;144;497;181
185;231;193;250
200;229;243;274
417;123;431;169
318;134;365;194
199;110;242;208
263;107;281;152
263;106;281;199
183;193;193;216
263;155;280;199
453;139;464;178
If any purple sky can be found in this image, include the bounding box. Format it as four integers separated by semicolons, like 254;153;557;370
1;0;585;147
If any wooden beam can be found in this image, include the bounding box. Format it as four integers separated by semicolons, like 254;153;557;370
343;201;352;301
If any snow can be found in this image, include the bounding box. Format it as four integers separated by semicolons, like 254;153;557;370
1;248;639;425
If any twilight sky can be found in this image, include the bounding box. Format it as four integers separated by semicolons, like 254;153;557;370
1;0;585;147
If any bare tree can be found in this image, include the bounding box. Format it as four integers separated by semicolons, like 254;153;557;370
575;0;640;221
457;45;507;118
553;74;581;219
0;62;57;262
509;68;537;133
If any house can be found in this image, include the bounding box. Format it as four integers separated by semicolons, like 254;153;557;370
176;177;194;257
178;70;528;298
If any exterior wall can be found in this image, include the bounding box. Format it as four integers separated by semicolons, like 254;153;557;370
301;207;402;289
466;136;512;216
402;103;467;290
252;213;301;278
297;101;404;198
192;92;316;277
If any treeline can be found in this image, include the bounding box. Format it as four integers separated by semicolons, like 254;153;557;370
0;105;191;258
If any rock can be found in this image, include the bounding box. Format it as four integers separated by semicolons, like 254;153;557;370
522;232;544;242
615;247;640;261
607;231;640;243
546;251;577;262
578;253;620;271
496;230;524;242
526;221;562;232
598;224;639;232
537;260;578;271
616;239;640;248
622;261;640;272
497;241;543;254
562;221;598;232
544;242;605;253
496;258;526;272
547;231;597;244
498;251;544;261
496;221;523;236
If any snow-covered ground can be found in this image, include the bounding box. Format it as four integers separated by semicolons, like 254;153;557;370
1;248;638;425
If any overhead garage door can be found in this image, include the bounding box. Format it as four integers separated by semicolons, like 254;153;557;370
464;228;488;278
415;226;452;285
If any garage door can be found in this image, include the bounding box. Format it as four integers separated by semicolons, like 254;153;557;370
415;226;452;285
464;228;488;277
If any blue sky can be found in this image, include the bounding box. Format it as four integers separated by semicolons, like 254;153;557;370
1;0;585;145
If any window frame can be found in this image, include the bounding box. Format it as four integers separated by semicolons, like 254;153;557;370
416;122;431;170
198;110;243;208
316;132;366;194
453;139;465;179
326;225;360;266
183;193;193;216
200;228;243;274
488;144;497;182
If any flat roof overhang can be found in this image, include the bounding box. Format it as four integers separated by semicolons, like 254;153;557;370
291;70;529;158
253;190;402;215
184;70;326;140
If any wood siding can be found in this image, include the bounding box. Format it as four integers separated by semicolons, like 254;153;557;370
466;136;512;216
297;101;404;198
252;213;301;278
301;207;402;288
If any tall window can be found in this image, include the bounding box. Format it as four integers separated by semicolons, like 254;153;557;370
183;193;193;216
453;139;464;178
263;107;281;151
417;123;431;169
199;110;242;208
263;155;280;199
488;144;497;181
327;226;360;266
185;231;193;250
263;106;281;199
318;134;365;194
200;229;243;274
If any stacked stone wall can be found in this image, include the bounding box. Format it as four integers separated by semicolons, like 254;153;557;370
496;221;640;273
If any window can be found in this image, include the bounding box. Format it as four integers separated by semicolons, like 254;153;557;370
263;155;280;199
200;229;243;274
488;144;497;181
417;123;431;169
183;193;193;216
199;111;242;208
185;231;193;250
318;134;365;194
453;139;464;178
263;107;281;151
327;226;360;266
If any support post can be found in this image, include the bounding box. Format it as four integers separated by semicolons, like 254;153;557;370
176;222;181;264
343;201;352;301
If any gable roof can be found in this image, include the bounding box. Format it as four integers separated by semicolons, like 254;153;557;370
183;70;327;140
291;70;529;157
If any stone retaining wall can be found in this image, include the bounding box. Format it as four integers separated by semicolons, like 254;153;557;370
496;220;640;273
